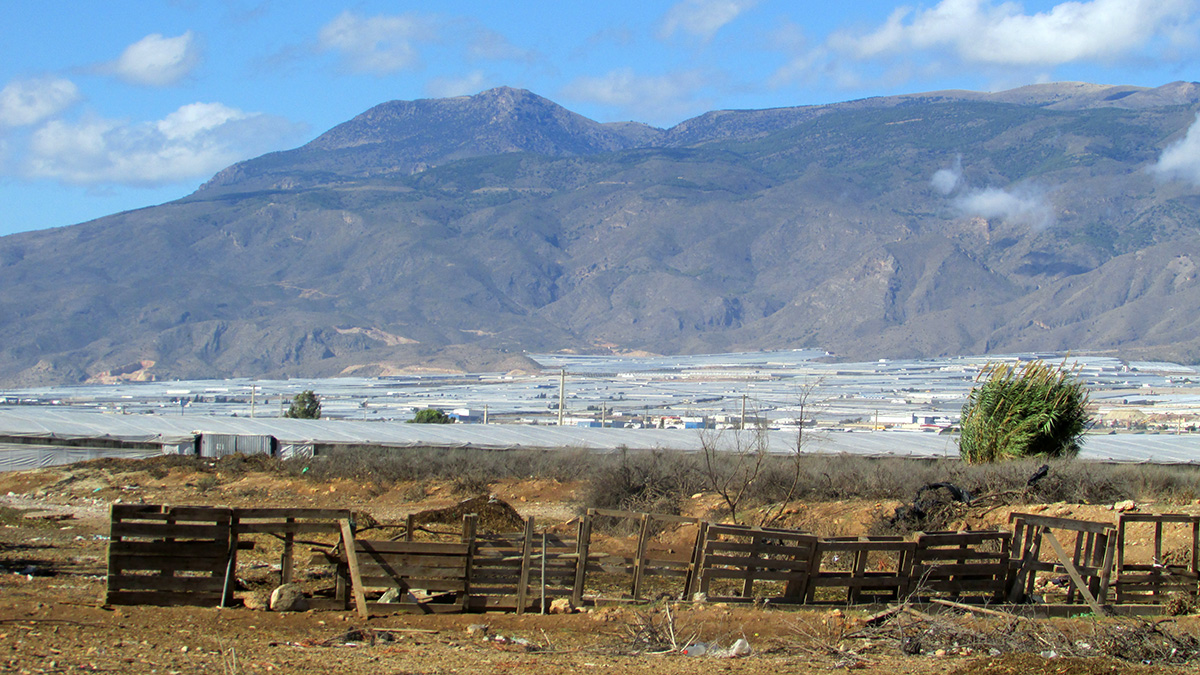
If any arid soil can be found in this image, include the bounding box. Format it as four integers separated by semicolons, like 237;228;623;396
1;457;1198;675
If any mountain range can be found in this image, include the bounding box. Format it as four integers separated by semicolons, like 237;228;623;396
3;82;1200;386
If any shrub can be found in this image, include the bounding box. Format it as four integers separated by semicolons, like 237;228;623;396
409;408;452;424
959;360;1091;463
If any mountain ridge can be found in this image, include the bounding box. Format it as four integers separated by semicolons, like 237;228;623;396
3;81;1200;386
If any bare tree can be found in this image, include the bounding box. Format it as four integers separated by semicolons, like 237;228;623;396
697;383;822;526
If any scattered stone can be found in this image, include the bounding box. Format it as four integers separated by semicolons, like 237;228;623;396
549;598;575;614
239;590;271;611
1115;500;1137;512
692;592;708;603
269;584;308;612
466;624;489;637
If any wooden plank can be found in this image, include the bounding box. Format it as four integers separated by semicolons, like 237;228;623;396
1009;513;1115;535
706;540;817;556
108;555;229;574
352;559;465;576
911;562;1009;576
357;553;470;568
1118;513;1197;524
111;504;166;517
702;568;812;583
701;554;814;572
105;591;224;607
359;578;467;592
631;514;651;600
515;518;533;615
109;522;230;540
236;522;343;535
340;519;368;619
572;514;591;606
108;540;230;557
107;575;225;593
232;508;352;519
917;532;1010;546
1042;529;1106;616
356;541;471;555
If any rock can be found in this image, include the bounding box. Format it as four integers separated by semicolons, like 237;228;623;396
269;584;308;612
379;588;401;604
466;624;489;637
692;592;708;603
240;590;271;611
549;598;575;614
1115;500;1137;512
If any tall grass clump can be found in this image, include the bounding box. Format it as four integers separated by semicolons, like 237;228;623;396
959;359;1091;464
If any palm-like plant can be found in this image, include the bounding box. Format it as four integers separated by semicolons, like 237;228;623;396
959;360;1091;463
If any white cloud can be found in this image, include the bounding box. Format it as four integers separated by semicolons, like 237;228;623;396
658;0;758;41
468;29;537;63
426;71;488;98
0;77;80;127
931;154;963;195
1152;113;1200;185
112;32;201;86
831;0;1194;67
318;10;434;74
954;186;1054;229
562;69;710;123
25;102;305;186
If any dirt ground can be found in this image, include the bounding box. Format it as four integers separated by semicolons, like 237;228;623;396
1;457;1199;675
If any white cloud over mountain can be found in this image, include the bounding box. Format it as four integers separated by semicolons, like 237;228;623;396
1152;113;1200;185
25;102;304;186
832;0;1193;66
318;10;435;74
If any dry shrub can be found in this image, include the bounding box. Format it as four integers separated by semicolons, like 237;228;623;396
582;449;699;524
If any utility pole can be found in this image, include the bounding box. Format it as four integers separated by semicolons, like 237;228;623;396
250;384;256;419
557;369;566;426
483;404;489;425
740;394;747;431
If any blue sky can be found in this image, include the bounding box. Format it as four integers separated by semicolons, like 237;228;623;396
1;0;1198;236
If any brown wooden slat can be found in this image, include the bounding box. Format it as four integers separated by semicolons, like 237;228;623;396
356;541;470;555
237;522;343;535
701;554;814;571
357;553;470;568
702;568;811;582
108;555;229;573
107;575;225;592
232;508;352;519
1009;513;1114;535
356;564;469;579
109;523;230;540
108;540;230;557
359;578;467;592
105;591;224;607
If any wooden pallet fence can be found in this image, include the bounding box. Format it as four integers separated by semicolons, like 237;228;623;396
909;531;1011;603
1114;513;1200;604
806;536;916;605
463;517;581;613
1008;513;1115;615
229;507;351;589
583;509;705;602
695;523;819;603
106;504;234;607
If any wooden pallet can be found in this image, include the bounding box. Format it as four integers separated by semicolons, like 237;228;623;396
1009;513;1115;615
807;536;916;605
106;504;234;606
695;523;819;603
909;530;1011;603
1114;513;1200;604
